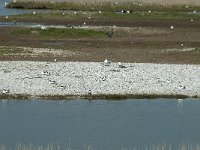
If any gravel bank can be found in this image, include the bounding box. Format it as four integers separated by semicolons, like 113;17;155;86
0;61;199;99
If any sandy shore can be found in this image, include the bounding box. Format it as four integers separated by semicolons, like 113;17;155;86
0;61;199;99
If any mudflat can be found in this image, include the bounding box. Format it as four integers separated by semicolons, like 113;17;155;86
0;17;200;64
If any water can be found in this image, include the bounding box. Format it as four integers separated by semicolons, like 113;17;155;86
0;0;55;16
0;99;200;149
0;0;33;16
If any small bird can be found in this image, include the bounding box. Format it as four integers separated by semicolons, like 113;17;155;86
88;90;92;100
170;26;174;29
40;25;47;30
118;62;126;68
88;90;92;95
4;2;8;7
5;16;8;19
2;89;9;94
33;11;36;15
104;59;111;66
121;10;126;13
106;28;114;38
49;80;56;84
66;24;72;28
42;71;50;76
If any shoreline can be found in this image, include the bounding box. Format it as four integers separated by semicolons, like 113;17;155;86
0;93;194;100
0;61;199;100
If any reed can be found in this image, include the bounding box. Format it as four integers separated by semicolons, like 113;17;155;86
1;141;200;150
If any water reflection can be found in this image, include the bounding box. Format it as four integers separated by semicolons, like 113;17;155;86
0;99;200;150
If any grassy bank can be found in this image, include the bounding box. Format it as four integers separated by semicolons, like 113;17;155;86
7;1;200;12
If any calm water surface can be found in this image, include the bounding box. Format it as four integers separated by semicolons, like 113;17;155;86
0;0;54;16
0;99;200;149
0;0;33;16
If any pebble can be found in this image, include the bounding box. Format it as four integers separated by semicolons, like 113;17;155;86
0;61;199;97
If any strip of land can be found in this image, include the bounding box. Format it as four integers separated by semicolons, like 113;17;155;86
0;61;199;100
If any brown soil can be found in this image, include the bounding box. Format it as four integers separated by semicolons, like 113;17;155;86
0;18;200;64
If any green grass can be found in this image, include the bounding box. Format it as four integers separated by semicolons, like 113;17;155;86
0;47;25;55
7;1;200;12
9;11;200;21
96;11;200;20
11;28;105;38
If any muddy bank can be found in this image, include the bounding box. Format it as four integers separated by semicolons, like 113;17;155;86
0;61;199;100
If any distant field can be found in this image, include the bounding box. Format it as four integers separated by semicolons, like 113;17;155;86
18;0;200;6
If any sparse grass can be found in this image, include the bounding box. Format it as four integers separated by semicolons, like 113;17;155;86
7;1;200;12
11;28;105;38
